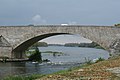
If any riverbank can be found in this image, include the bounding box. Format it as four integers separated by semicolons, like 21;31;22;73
35;56;120;80
3;56;120;80
0;58;29;62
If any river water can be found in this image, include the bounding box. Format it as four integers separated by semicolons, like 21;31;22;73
0;46;109;79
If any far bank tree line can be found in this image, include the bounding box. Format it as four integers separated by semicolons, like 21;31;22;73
64;42;103;49
31;42;103;49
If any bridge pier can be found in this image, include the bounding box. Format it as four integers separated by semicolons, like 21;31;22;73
12;51;27;59
0;47;12;58
0;46;27;59
0;47;27;59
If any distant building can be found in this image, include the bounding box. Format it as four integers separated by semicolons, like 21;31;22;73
61;24;68;26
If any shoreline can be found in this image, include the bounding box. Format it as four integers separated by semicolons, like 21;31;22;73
0;58;29;62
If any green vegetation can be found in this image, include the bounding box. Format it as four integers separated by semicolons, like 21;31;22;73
0;56;9;63
95;57;105;63
53;63;89;75
41;57;105;76
64;42;104;49
25;50;35;57
43;51;64;57
84;57;93;65
94;45;104;49
64;43;80;47
28;47;42;62
25;42;48;58
3;74;45;80
84;57;105;65
42;51;64;57
26;50;64;57
109;53;112;57
42;51;64;54
31;42;48;47
0;56;9;59
114;23;120;27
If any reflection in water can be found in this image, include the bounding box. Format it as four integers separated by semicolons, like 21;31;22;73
53;53;56;57
0;62;43;79
11;62;26;74
0;62;26;78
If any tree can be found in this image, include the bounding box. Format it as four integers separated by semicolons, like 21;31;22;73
32;42;48;47
29;47;42;62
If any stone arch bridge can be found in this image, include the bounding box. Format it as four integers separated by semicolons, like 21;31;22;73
0;25;120;59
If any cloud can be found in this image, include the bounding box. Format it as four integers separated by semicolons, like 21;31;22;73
32;14;46;25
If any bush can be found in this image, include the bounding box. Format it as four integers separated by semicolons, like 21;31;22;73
85;57;92;65
32;42;48;47
28;47;42;62
0;56;9;62
95;57;105;63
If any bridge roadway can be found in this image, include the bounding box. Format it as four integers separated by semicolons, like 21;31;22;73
0;25;120;59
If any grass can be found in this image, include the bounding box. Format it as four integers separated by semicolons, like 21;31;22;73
44;63;93;78
3;74;45;80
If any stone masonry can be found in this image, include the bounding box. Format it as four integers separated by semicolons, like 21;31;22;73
0;25;120;58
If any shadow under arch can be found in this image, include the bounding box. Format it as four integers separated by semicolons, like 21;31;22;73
12;33;70;58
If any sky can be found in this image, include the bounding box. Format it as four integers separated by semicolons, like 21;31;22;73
0;0;120;26
40;35;92;44
0;0;120;44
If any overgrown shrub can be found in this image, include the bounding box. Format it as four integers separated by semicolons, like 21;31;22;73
84;57;92;65
28;47;42;62
3;74;45;80
95;57;105;63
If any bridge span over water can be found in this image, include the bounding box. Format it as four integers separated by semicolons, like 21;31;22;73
0;25;120;59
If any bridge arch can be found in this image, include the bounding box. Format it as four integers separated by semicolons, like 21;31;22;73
12;32;109;59
12;33;70;58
